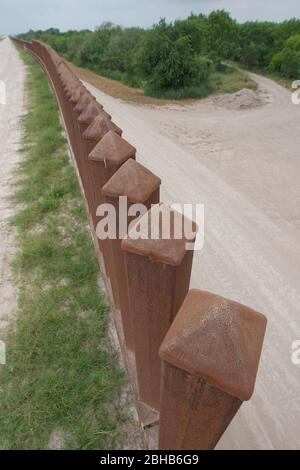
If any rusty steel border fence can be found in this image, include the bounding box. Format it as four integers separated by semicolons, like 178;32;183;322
12;38;267;451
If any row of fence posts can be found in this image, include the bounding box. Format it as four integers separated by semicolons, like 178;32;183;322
12;37;268;450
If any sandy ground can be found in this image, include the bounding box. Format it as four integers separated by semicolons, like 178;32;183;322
0;38;25;333
83;73;300;450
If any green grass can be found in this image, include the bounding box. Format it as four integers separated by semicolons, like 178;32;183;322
142;63;256;100
74;55;256;101
228;60;294;91
251;68;293;90
0;47;131;450
144;82;213;100
144;84;212;100
211;64;257;95
263;72;293;89
142;64;256;100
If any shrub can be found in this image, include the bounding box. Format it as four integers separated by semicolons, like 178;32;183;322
269;52;283;73
239;22;277;69
207;10;239;61
195;56;213;82
135;22;212;91
280;34;300;78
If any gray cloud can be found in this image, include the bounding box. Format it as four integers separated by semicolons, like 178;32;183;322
0;0;299;36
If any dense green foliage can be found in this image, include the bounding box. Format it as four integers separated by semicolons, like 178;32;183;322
238;19;300;78
19;11;300;98
278;34;300;78
134;19;213;96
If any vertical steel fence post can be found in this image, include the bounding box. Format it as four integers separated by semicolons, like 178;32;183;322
121;204;198;411
102;158;161;351
159;289;267;450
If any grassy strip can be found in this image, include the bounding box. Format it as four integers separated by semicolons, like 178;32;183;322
0;47;130;450
262;72;293;90
211;64;257;94
227;60;294;91
143;82;213;100
76;56;256;100
73;61;256;105
143;64;256;100
251;70;293;91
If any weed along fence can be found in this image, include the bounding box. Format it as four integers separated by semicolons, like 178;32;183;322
13;38;268;450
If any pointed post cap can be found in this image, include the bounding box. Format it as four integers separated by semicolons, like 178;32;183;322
59;69;72;83
64;78;78;88
102;159;161;203
69;86;86;104
78;103;110;126
65;82;81;99
60;76;70;87
59;73;71;85
84;116;121;143
160;289;267;401
74;93;95;114
63;77;78;88
57;62;68;74
51;50;62;66
88;129;128;163
121;203;198;266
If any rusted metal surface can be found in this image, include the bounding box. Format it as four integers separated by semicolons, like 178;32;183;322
84;118;122;144
13;39;268;451
69;86;85;104
159;289;267;449
74;92;95;115
159;364;242;450
122;203;198;266
122;204;197;410
103;158;161;203
102;159;161;351
89;131;134;165
86;133;140;312
65;82;82;99
78;103;111;126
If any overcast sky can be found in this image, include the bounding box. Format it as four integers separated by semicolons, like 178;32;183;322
1;0;300;35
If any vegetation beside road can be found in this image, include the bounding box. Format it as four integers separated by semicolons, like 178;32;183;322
18;11;259;100
19;11;300;100
0;47;134;450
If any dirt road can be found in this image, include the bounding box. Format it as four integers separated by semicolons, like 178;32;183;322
1;37;299;449
84;74;300;449
0;38;25;333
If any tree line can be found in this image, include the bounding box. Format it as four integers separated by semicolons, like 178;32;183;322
19;11;300;98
